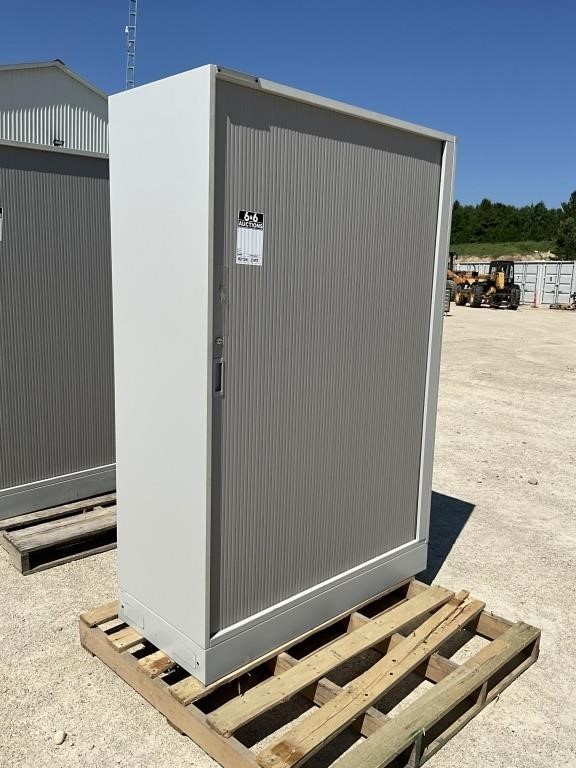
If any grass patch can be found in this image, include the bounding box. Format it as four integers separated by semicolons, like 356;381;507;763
450;241;554;258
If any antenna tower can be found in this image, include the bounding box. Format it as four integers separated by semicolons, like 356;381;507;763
125;0;138;89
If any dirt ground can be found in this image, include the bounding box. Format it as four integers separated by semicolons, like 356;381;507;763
1;305;575;768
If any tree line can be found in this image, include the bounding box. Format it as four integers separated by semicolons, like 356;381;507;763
451;191;576;259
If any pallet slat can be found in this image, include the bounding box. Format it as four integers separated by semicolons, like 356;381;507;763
5;507;116;552
139;650;177;678
108;625;143;652
206;585;454;737
272;652;390;738
333;622;540;768
0;493;116;532
81;600;119;628
256;593;484;768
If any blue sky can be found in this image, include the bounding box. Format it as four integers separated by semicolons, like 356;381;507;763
2;0;574;207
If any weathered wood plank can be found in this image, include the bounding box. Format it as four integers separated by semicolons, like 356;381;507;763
80;600;119;628
273;651;389;738
108;625;143;652
350;613;459;683
333;622;540;768
79;620;259;768
0;533;29;572
475;610;513;640
0;494;116;532
139;650;177;678
257;593;484;768
207;585;454;737
6;507;116;553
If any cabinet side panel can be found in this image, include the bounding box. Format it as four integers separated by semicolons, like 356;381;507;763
110;68;212;645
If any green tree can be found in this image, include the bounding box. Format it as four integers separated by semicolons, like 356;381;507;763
555;191;576;260
451;197;562;246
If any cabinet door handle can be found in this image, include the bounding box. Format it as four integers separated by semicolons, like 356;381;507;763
214;358;224;397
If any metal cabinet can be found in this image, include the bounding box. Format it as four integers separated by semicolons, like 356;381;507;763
110;65;455;684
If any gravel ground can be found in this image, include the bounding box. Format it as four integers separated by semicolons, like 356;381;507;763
1;305;575;767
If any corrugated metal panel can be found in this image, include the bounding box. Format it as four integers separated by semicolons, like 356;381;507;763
0;66;108;153
0;144;114;490
210;80;442;632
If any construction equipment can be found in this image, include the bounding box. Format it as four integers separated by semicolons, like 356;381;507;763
446;251;465;300
550;292;576;310
453;260;521;310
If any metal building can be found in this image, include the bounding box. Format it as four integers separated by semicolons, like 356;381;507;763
457;260;576;305
0;60;108;153
0;61;114;519
110;65;455;684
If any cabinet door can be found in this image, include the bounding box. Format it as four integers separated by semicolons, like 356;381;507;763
0;146;113;496
210;81;442;634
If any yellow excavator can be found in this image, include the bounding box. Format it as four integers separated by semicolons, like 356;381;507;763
452;259;521;310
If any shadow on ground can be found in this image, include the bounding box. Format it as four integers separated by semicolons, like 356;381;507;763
419;491;476;583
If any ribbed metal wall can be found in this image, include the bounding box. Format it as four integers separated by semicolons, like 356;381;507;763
210;81;442;632
0;67;108;154
0;145;114;491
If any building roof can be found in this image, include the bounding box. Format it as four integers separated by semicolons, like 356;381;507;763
0;59;107;100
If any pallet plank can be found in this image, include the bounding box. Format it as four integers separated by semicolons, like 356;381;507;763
350;611;459;684
139;650;177;678
207;585;454;737
0;493;116;532
108;625;144;652
4;507;116;553
474;610;513;640
273;652;390;738
256;593;484;768
81;600;119;628
333;621;540;768
79;620;259;768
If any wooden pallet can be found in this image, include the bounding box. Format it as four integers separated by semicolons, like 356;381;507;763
0;493;116;575
79;580;539;768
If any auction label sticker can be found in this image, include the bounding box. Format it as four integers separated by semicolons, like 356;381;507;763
236;210;264;266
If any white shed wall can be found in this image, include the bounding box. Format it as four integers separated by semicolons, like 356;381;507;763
0;66;108;154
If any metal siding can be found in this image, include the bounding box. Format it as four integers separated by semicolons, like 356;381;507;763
0;145;114;492
0;67;108;154
211;81;442;632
